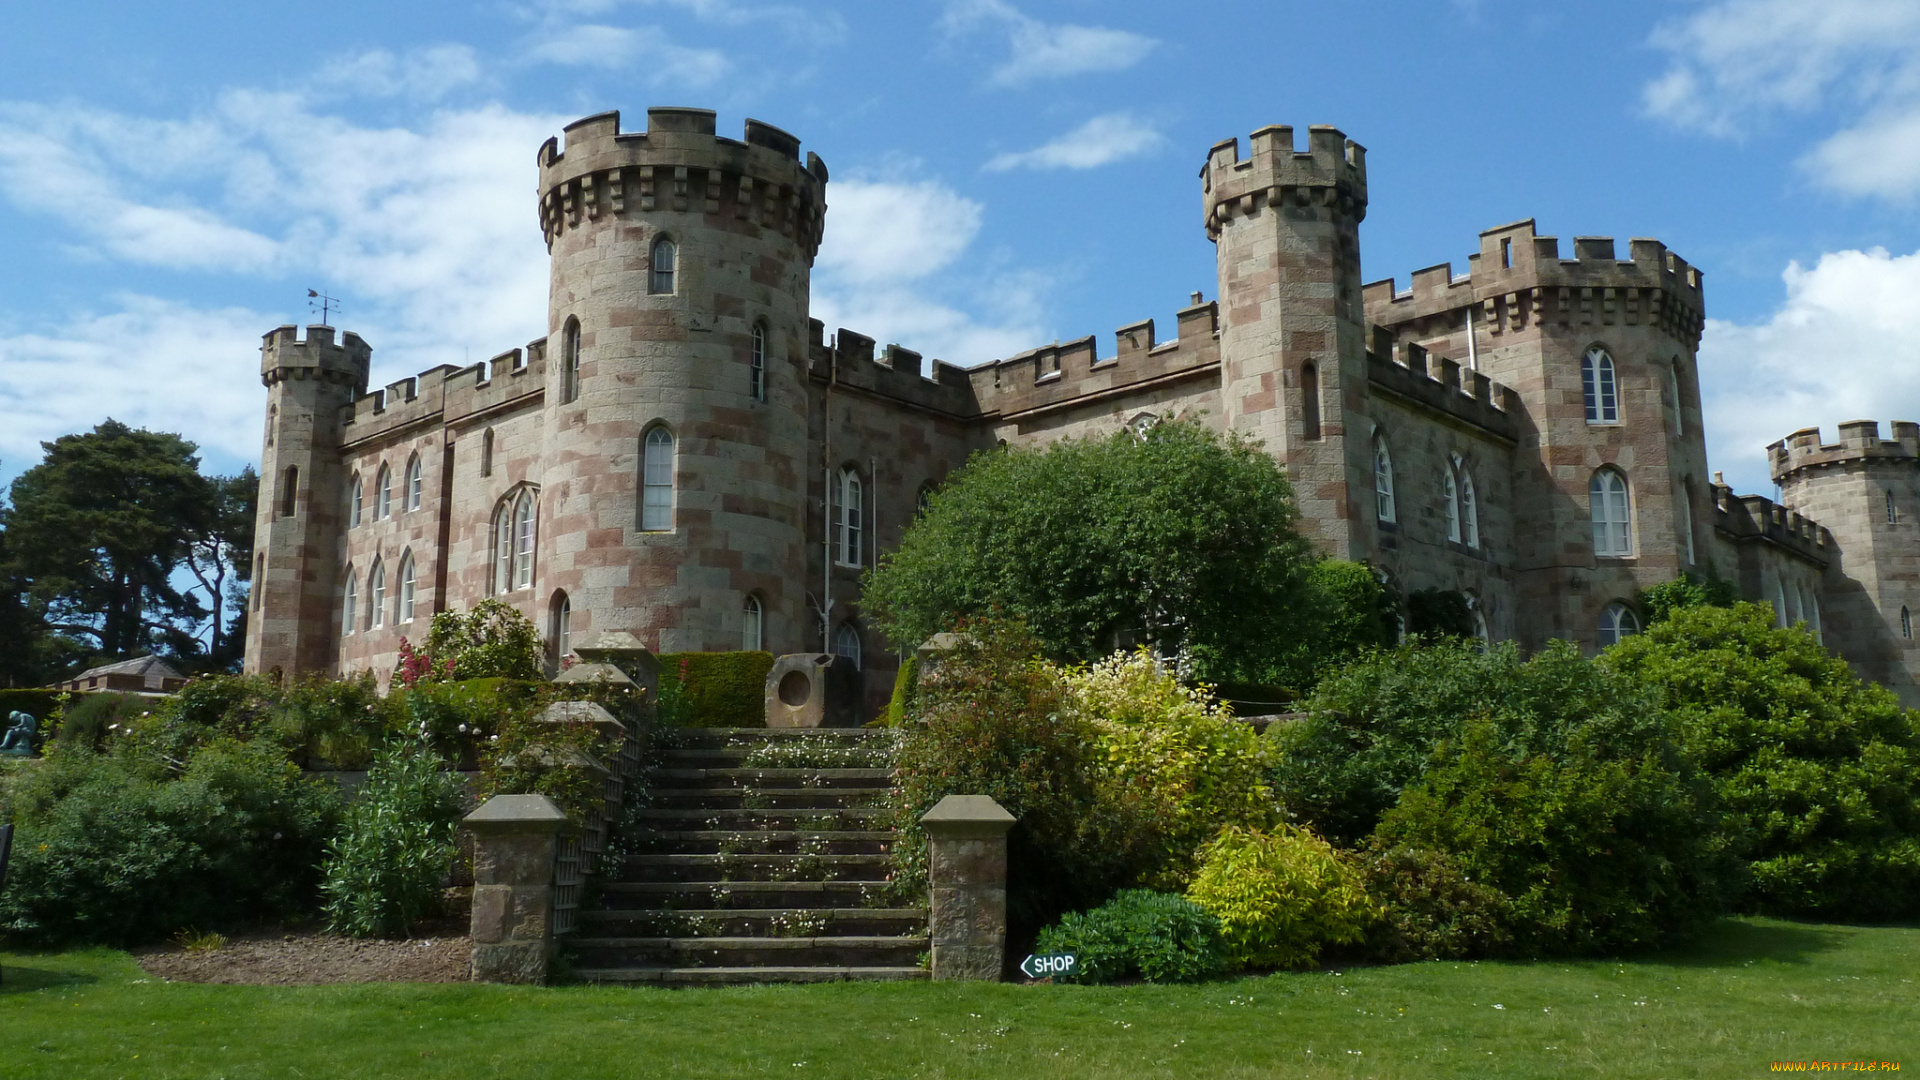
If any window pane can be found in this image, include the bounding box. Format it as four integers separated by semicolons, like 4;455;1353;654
651;240;676;294
643;429;674;531
1445;470;1459;542
743;596;762;652
1462;474;1479;548
832;623;862;669
514;497;535;589
343;571;356;636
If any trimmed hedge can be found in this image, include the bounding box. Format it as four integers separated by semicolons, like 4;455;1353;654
657;651;774;727
0;690;64;723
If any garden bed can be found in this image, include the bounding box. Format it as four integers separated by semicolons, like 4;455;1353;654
133;923;470;985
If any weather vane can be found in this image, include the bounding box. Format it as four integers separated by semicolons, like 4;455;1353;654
307;289;341;327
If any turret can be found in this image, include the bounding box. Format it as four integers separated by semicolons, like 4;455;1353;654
1203;124;1370;556
246;325;372;676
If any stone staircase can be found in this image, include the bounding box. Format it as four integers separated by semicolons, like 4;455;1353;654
571;727;927;985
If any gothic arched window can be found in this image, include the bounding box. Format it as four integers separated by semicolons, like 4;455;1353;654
641;427;675;531
561;317;581;405
493;490;537;593
369;559;386;629
1599;601;1639;646
1373;437;1396;524
650;237;676;295
1445;468;1460;543
513;494;536;591
743;594;764;652
1460;467;1479;548
405;454;423;512
1590;468;1632;557
832;621;863;669
397;551;416;624
342;566;357;636
750;322;767;402
551;591;571;664
1583;347;1619;424
492;500;514;594
349;474;363;528
375;464;392;520
836;466;864;566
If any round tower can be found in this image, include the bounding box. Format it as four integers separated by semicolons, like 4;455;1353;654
532;108;827;654
246;324;371;675
1203;125;1369;558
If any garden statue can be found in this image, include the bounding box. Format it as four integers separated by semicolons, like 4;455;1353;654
0;710;36;756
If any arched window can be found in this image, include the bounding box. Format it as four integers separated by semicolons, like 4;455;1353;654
342;566;357;636
551;591;571;663
481;429;494;478
641;427;675;531
1772;577;1788;627
1680;481;1697;565
349;474;363;528
280;465;298;518
1804;585;1822;641
743;594;764;652
1444;468;1461;543
1667;361;1684;436
832;622;863;669
376;464;392;519
650;237;676;295
1902;606;1912;640
835;466;864;566
369;559;386;629
1590;468;1632;557
750;322;767;402
1470;606;1489;643
513;494;536;590
916;482;936;516
1128;413;1158;440
1460;467;1479;549
1599;601;1640;646
397;551;416;624
561;317;581;405
1888;490;1899;525
493;499;515;594
405;454;423;512
1301;363;1321;441
1582;347;1619;424
1373;437;1396;524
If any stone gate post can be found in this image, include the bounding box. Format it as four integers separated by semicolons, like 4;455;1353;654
465;794;577;984
920;794;1017;981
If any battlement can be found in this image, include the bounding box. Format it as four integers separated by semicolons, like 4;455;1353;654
1768;420;1920;484
260;324;370;394
964;297;1221;420
1361;220;1705;348
1364;331;1519;442
536;108;827;256
1202;124;1368;240
340;336;548;447
1711;478;1832;567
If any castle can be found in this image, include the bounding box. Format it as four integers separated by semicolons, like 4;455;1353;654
243;107;1920;711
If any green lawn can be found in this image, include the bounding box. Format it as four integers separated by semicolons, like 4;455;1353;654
1;918;1913;1079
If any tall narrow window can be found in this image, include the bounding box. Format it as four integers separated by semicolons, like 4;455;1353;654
481;429;494;478
1805;586;1822;641
1591;468;1632;556
342;567;357;636
750;322;767;402
551;591;571;662
1301;363;1321;441
1668;362;1684;436
650;237;676;295
253;553;265;610
397;552;416;623
832;622;862;669
1373;438;1396;524
493;501;514;594
349;474;363;527
1680;482;1697;565
1902;606;1912;640
836;467;864;566
1444;468;1461;543
405;454;423;512
280;466;298;518
376;464;392;519
561;317;581;404
1582;347;1619;423
1888;490;1899;525
1599;601;1640;646
513;494;535;590
369;560;386;629
743;594;764;652
1460;468;1480;548
641;427;675;531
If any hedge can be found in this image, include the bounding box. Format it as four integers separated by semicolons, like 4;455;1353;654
0;690;64;723
658;651;775;727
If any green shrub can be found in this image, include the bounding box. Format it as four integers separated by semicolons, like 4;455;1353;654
0;689;62;732
1639;571;1740;623
477;700;623;823
319;740;467;938
389;677;544;759
1268;560;1401;691
1033;889;1228;984
882;652;921;727
656;651;774;727
0;740;342;947
1184;825;1375;970
425;599;545;681
1602;602;1920;919
1406;589;1476;639
1354;842;1511;963
53;692;146;752
121;673;389;767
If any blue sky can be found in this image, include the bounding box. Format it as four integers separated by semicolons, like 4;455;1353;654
1;0;1917;496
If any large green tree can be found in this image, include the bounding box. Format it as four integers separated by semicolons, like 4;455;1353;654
861;418;1317;684
6;421;232;665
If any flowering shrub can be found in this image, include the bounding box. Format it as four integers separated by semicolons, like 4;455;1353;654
1033;889;1228;984
425;599;545;681
319;739;466;937
394;637;453;688
1185;824;1376;970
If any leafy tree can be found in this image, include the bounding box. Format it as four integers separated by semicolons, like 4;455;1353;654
423;598;545;681
184;468;257;671
1406;588;1476;639
6;421;220;664
862;419;1318;684
1640;570;1741;624
1601;602;1920;919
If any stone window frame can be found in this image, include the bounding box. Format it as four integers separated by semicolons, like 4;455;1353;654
348;473;364;528
480;429;495;478
832;620;863;670
341;565;357;637
1887;489;1900;526
404;453;423;513
834;464;865;568
1679;479;1698;566
1902;606;1912;640
550;590;571;665
1590;466;1633;558
649;236;677;295
1582;345;1620;425
1372;435;1396;525
375;463;392;520
561;316;582;405
491;486;540;594
1300;362;1322;442
749;321;767;403
397;550;417;625
368;558;387;630
279;465;299;519
640;425;676;532
1599;600;1640;646
743;593;764;652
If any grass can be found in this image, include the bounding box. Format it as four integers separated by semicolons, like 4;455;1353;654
1;917;1913;1079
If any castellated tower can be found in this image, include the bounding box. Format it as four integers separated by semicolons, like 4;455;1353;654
1771;422;1920;701
246;325;371;675
532;108;827;654
1203;126;1370;557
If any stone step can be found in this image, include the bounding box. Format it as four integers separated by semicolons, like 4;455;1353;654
570;934;926;969
647;787;890;811
667;728;893;746
631;807;892;831
648;767;894;790
578;907;925;938
622;852;892;884
659;747;898;771
638;829;893;856
598;879;894;910
572;965;928;986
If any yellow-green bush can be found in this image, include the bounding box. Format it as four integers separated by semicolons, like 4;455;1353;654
1185;824;1376;970
657;651;774;727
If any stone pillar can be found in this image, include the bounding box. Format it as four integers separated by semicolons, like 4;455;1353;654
920;794;1016;981
465;794;576;984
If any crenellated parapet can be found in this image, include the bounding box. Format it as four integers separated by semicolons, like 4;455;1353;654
1361;220;1706;350
260;324;370;394
806;322;980;418
1769;420;1920;486
338;337;550;447
1202;124;1367;241
536;108;828;259
1711;477;1833;567
1364;330;1519;442
968;297;1221;421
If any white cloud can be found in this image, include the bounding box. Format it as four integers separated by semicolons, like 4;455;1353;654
526;23;730;83
941;0;1156;87
1643;0;1920;198
310;45;485;101
1700;246;1920;493
985;113;1164;172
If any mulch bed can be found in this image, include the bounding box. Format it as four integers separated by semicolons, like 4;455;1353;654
134;920;472;985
